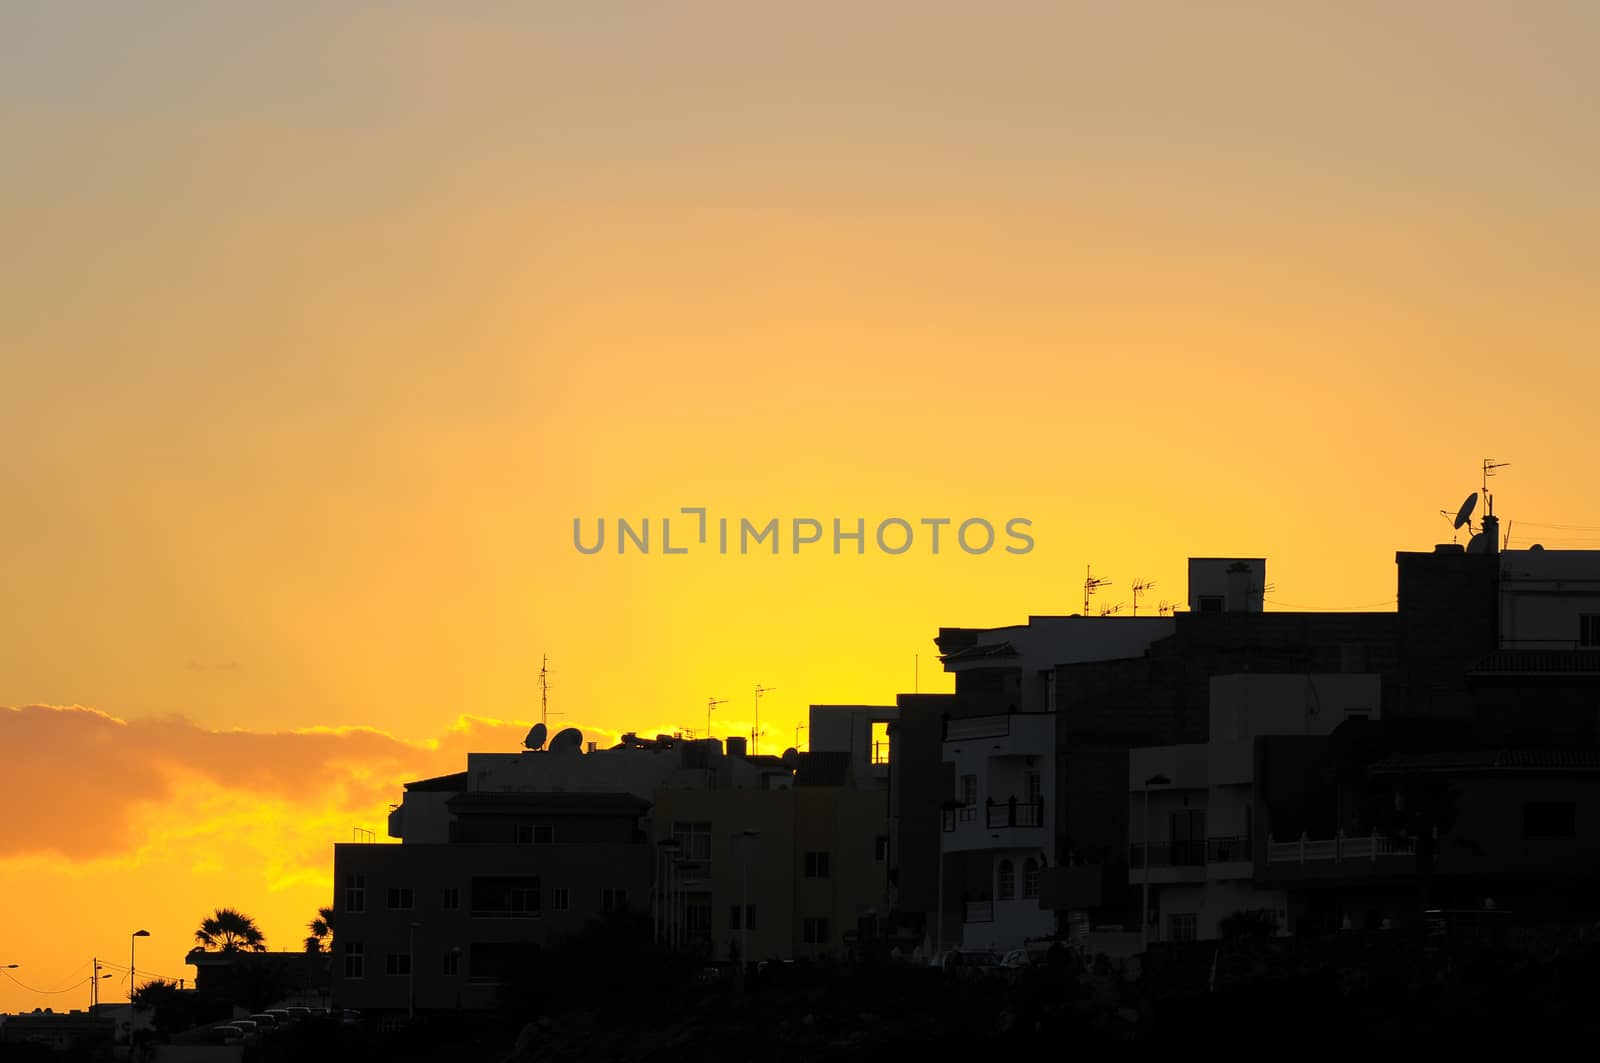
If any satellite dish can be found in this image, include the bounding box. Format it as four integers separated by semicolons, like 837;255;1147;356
1530;543;1544;552
550;726;584;753
1466;533;1486;554
1453;492;1478;530
523;723;547;751
780;748;798;766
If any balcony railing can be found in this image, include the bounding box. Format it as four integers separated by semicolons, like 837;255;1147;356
1206;835;1253;863
985;799;1045;829
944;716;1012;741
964;900;994;923
1267;831;1418;864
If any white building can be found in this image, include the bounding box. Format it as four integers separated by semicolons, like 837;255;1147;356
942;711;1056;951
1128;673;1381;943
1498;548;1600;650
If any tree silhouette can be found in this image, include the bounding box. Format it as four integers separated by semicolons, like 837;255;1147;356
193;907;268;953
304;905;334;953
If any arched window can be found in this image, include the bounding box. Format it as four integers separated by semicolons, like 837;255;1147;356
1023;858;1040;899
997;859;1015;900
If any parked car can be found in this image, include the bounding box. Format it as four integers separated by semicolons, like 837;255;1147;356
248;1013;279;1033
937;948;1004;976
230;1019;260;1044
1000;948;1032;968
211;1025;244;1045
285;1006;312;1021
264;1008;292;1025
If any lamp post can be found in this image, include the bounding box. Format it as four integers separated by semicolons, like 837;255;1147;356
1140;775;1171;951
129;930;149;1047
407;922;422;1020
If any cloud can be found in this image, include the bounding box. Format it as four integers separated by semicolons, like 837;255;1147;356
0;704;625;862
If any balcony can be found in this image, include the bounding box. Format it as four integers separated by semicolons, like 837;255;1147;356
945;716;1010;741
985;799;1044;830
1129;841;1207;869
1266;832;1417;864
1206;835;1252;863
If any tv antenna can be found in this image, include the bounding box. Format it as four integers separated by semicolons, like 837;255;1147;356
706;697;727;742
1481;458;1510;517
1131;578;1155;617
1084;566;1112;616
1098;601;1124;617
538;655;561;725
753;684;776;756
794;722;806;750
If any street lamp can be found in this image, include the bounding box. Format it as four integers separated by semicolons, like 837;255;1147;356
1140;776;1171;951
129;930;150;1047
407;922;422;1020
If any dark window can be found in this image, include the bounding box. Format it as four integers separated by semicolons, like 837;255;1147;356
471;876;541;917
343;941;363;978
1168;914;1198;942
802;917;830;944
344;874;366;913
386;886;413;910
671;821;713;861
601;887;628;913
1524;802;1576;838
959;775;977;807
729;904;756;929
997;859;1015;900
804;851;831;878
1581;615;1600;648
874;836;889;862
441;887;459;910
442;952;460;976
1198;596;1224;614
1023;858;1040;899
552;888;569;912
385;952;411;976
513;824;555;844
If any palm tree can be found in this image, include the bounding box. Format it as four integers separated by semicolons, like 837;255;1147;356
304;906;335;953
193;907;268;953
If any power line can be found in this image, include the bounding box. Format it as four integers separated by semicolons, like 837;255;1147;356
1;969;93;996
1265;596;1397;612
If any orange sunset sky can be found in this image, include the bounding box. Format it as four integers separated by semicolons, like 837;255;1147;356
4;1;1600;1011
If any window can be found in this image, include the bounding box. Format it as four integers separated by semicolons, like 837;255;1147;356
802;917;830;945
471;876;540;917
442;951;460;976
1169;809;1206;865
441;886;459;910
729;904;756;929
601;887;629;913
1025;772;1042;805
1524;802;1576;838
804;851;831;878
1168;913;1198;942
870;720;891;765
671;821;713;862
1581;615;1600;648
997;859;1015;900
385;952;411;976
343;941;364;978
386;886;413;910
344;874;366;913
552;888;570;912
513;824;554;844
1023;858;1040;899
1198;595;1224;614
960;774;977;807
874;835;889;862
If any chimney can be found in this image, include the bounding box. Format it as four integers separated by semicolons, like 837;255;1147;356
1481;513;1499;555
726;736;748;758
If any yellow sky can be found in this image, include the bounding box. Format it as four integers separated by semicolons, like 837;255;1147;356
3;1;1600;1010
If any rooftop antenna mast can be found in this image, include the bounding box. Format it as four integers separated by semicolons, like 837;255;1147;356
706;697;727;742
1482;458;1510;518
1084;566;1112;616
753;684;776;757
1131;578;1155;617
539;655;550;725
